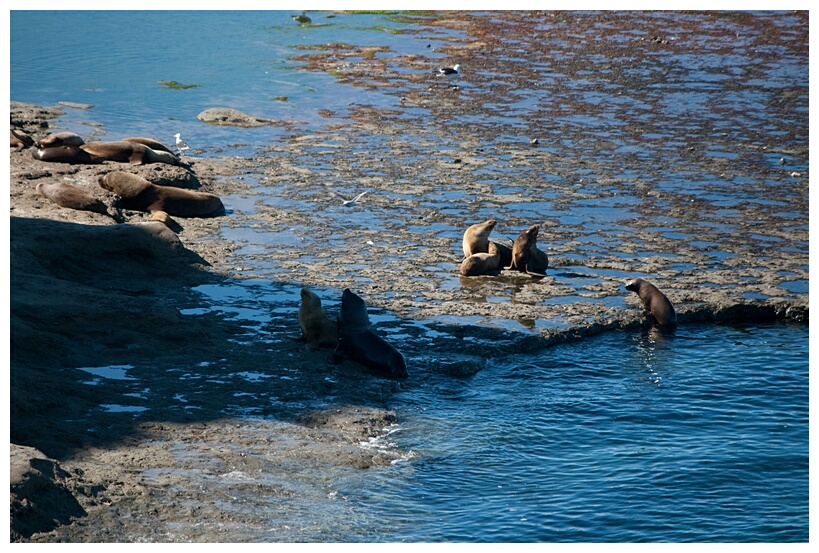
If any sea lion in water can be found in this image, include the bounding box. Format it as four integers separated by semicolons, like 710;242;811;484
460;242;502;276
298;288;340;349
120;137;176;154
80;141;180;166
36;182;113;218
504;224;548;277
463;219;496;257
98;171;224;217
625;278;677;326
34;131;85;148
331;289;408;379
32;146;104;164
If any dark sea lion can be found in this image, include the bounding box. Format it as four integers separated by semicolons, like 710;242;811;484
298;288;340;349
34;131;85;148
491;240;513;269
120;137;176;154
625;278;677;326
98;171;224;217
504;224;548;277
462;219;496;257
460;242;502;276
32;146;104;164
331;288;408;379
36;182;113;217
80;141;180;166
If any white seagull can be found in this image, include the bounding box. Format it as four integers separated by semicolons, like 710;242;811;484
327;188;369;207
174;133;191;153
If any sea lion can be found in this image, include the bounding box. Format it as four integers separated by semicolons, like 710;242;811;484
32;146;104;164
298;288;340;349
80;141;180;166
34;131;85;148
625;278;677;326
10;128;35;149
36;182;113;217
120;137;176;154
504;224;548;277
98;171;224;217
331;289;408;379
147;210;181;231
463;219;496;257
460;242;502;276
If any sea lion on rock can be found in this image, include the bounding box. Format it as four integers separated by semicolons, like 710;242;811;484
10;128;35;149
463;219;496;257
36;182;113;217
98;171;224;217
32;146;104;164
80;141;180;166
331;289;408;379
120;137;176;154
625;278;677;326
298;288;340;349
504;224;548;277
460;242;502;276
34;131;85;148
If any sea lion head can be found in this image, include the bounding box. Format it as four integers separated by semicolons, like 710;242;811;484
624;278;643;292
340;288;371;331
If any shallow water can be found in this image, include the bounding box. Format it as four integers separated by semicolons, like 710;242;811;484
11;10;809;543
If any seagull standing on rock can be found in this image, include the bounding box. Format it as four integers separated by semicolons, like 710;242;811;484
436;64;461;87
174;133;190;154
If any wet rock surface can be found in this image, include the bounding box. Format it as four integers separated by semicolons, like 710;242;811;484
9;10;808;542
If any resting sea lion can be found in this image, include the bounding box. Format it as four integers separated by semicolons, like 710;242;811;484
10;128;35;149
120;137;176;154
331;289;408;379
32;146;104;164
34;131;85;148
463;219;496;257
98;171;224;217
36;182;113;218
298;288;340;349
504;224;548;277
80;141;180;166
625;278;677;326
460;242;502;276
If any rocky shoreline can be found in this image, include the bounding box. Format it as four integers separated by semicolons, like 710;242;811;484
9;82;808;542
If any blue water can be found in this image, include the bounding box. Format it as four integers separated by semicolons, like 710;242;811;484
11;10;809;543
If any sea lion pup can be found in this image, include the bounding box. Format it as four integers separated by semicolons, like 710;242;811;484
34;131;85;148
10;128;35;149
120;137;176;154
460;242;502;276
625;278;677;326
331;289;408;379
504;224;548;277
298;288;340;349
98;171;224;217
80;141;180;166
463;218;496;257
36;182;113;218
32;145;105;164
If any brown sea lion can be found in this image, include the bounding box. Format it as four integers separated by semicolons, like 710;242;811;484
331;288;408;379
32;146;104;164
625;278;677;326
462;219;496;257
120;137;176;154
460;242;502;276
298;288;340;349
504;224;548;277
147;210;182;231
34;131;85;148
98;171;224;217
80;141;180;166
36;182;113;217
10;128;35;149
